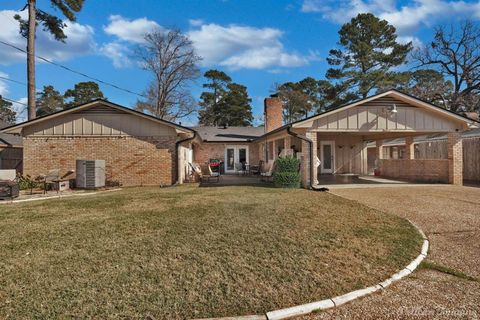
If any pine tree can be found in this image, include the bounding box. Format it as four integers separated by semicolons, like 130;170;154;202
326;13;412;101
0;96;17;124
198;70;232;125
14;0;85;120
36;85;64;116
218;83;253;126
198;70;253;126
64;81;105;108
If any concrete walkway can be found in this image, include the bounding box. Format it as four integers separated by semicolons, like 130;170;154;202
302;185;480;320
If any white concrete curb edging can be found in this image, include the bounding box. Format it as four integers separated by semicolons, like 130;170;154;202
194;220;429;320
265;221;429;320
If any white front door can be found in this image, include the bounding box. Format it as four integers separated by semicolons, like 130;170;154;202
320;141;335;174
225;146;249;173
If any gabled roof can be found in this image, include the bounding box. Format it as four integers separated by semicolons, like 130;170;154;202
290;89;478;129
0;99;194;135
192;126;265;142
0;120;22;147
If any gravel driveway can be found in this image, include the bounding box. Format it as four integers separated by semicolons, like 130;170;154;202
302;185;480;320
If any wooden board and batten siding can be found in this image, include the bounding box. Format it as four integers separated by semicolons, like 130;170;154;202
23;105;177;137
300;97;464;132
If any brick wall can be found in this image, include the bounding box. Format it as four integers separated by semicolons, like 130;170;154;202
193;142;260;168
23;136;177;186
379;159;449;183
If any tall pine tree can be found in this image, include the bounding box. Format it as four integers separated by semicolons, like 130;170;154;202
64;81;105;108
198;70;253;126
326;13;412;102
36;85;64;116
14;0;85;120
0;96;17;124
198;70;231;125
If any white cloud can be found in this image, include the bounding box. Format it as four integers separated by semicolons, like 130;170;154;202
301;0;480;35
99;42;132;68
0;72;9;96
101;17;314;70
187;23;311;69
0;10;95;65
189;19;204;27
103;15;161;43
397;35;423;49
12;97;28;123
101;15;162;68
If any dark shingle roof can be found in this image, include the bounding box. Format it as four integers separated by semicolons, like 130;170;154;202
191;126;265;142
0;120;23;147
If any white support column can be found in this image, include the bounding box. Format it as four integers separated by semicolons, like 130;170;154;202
304;131;318;186
284;135;291;151
361;141;368;175
375;140;383;175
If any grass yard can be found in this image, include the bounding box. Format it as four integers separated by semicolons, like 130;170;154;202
0;185;422;319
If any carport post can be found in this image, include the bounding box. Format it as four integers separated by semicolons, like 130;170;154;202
284;135;291;151
405;137;415;160
272;140;278;160
448;132;463;186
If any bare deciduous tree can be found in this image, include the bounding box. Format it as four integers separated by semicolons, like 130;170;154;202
135;29;201;121
413;21;480;112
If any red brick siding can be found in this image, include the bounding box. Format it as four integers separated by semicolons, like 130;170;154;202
379;159;449;183
193;142;260;167
23;136;177;186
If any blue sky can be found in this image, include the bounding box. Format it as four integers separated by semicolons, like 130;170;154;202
1;0;480;124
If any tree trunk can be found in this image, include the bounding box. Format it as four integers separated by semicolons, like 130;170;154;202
27;0;36;120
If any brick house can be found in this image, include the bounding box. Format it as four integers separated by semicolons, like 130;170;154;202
1;89;477;187
0;100;194;186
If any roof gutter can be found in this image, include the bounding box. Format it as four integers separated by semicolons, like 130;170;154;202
286;126;315;190
175;131;196;185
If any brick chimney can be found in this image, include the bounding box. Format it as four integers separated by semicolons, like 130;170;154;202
264;94;283;133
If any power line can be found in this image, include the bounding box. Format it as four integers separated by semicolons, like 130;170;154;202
1;96;28;116
0;75;28;87
0;75;46;94
1;96;27;107
0;39;147;100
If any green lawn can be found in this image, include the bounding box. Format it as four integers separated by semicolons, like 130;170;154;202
0;185;422;319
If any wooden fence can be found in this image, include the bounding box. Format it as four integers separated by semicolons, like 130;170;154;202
372;136;480;182
415;137;480;182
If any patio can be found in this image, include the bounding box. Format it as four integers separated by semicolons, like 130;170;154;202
199;174;269;187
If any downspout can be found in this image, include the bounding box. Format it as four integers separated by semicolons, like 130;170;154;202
286;126;315;190
175;131;196;185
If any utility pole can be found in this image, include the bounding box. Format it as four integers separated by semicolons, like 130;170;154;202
27;0;36;120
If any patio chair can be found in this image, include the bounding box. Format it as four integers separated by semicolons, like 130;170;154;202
260;161;275;182
0;169;19;199
235;162;245;175
190;163;219;183
249;160;263;175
